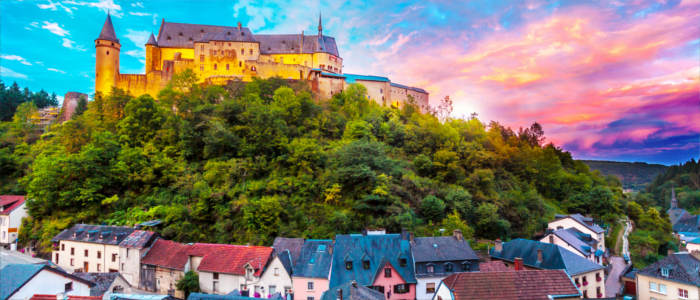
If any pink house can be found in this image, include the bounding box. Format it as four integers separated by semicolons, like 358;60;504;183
292;240;334;300
371;262;415;300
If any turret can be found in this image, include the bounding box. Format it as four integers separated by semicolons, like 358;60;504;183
145;32;160;73
95;13;121;96
317;13;324;52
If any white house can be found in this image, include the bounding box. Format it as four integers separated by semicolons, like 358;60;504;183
547;214;605;254
0;195;28;248
540;227;600;264
258;253;294;297
0;263;93;300
188;243;273;295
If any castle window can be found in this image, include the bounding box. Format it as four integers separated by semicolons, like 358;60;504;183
227;31;231;35
111;42;114;46
241;31;245;36
178;32;183;36
239;62;242;67
226;64;229;70
201;29;204;33
250;49;253;55
106;51;109;55
241;49;244;55
167;36;171;40
188;37;193;41
200;55;205;62
201;45;204;51
200;65;204;71
228;43;231;46
214;64;217;70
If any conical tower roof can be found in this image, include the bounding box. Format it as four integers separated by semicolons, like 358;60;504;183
97;13;119;43
145;32;157;46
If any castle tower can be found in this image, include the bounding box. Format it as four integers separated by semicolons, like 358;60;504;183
95;13;121;96
145;33;160;73
671;186;678;209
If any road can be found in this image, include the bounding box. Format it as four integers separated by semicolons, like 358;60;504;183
605;218;632;297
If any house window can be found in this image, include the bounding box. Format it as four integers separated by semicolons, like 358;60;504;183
307;297;314;300
61;244;65;251
55;253;59;263
461;262;469;271
97;251;101;259
201;45;205;51
200;55;205;62
384;268;391;278
213;281;219;293
97;264;101;272
549;235;554;243
121;263;124;271
274;268;279;276
659;284;667;294
345;261;353;270
70;258;74;266
214;64;217;70
399;258;407;267
269;285;276;294
661;267;669;277
427;264;434;273
583;291;588;298
445;263;453;272
426;283;435;293
307;282;314;290
113;286;124;293
65;282;73;292
394;284;409;294
241;284;247;290
363;260;370;270
679;288;689;299
84;249;88;257
112;253;117;262
71;247;75;255
213;272;219;280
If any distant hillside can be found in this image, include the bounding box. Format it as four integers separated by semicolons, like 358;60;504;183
581;160;668;191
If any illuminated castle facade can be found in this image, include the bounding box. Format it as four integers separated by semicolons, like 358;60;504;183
95;14;428;108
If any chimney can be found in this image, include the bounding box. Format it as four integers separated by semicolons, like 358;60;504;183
351;280;357;288
514;257;524;271
494;239;503;253
453;229;463;241
537;249;543;264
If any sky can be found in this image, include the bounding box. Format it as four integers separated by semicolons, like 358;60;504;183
0;0;698;165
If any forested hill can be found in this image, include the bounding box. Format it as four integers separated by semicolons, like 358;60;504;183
582;160;668;191
634;159;699;213
1;74;627;254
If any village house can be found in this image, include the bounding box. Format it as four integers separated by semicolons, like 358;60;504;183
0;195;27;248
490;238;605;298
546;214;606;263
329;230;416;300
321;281;385;300
432;269;581;300
635;252;700;300
292;239;334;300
189;243;273;295
411;230;480;300
668;188;700;239
269;237;304;299
117;230;158;287
74;273;135;300
540;227;600;263
51;224;139;274
140;238;191;298
0;263;94;299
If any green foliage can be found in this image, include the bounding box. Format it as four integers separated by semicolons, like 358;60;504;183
0;80;58;121
176;271;200;298
3;78;627;253
582;160;668;191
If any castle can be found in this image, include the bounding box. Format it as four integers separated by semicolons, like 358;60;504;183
94;14;429;109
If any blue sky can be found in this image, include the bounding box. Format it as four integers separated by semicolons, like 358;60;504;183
1;0;698;165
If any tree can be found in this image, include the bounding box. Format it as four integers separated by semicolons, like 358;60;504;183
441;209;474;239
72;95;88;119
475;203;510;239
436;95;453;122
176;271;200;298
421;195;446;223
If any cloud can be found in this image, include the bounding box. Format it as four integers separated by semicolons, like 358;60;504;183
233;0;275;30
41;21;69;36
62;38;87;51
47;67;66;74
63;0;122;17
131;2;144;8
124;49;145;58
1;54;32;65
37;0;73;14
129;12;151;16
124;29;151;46
0;66;28;79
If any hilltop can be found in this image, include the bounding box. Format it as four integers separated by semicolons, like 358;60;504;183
581;160;668;191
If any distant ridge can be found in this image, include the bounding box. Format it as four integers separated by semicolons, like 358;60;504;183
581;160;668;191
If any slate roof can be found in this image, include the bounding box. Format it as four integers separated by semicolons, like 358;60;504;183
321;281;385;300
389;82;428;94
154;21;340;57
96;14;119;43
74;273;129;296
490;239;604;276
0;248;47;268
329;233;415;289
550;228;594;257
673;214;700;233
187;292;283;300
141;239;190;270
637;252;700;287
272;237;304;268
440;270;581;300
412;236;479;263
293;239;333;279
52;224;136;245
146;33;157;46
0;195;25;215
0;264;93;300
344;74;390;84
555;214;605;234
119;230;157;249
668;208;688;225
189;243;273;276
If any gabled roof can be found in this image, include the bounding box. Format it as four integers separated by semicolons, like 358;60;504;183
74;272;130;296
0;195;25;215
96;14;119;43
256;34;340;57
157;21;254;48
441;270;580;300
272;237;304;268
0;264;94;300
329;233;416;288
550;228;594;257
637;252;700;286
189;243;273;276
119;230;157;249
343;74;390;84
412;236;479;263
293;239;333;279
554;214;605;234
490;239;604;276
52;224;136;246
321;281;385;300
141;239;190;270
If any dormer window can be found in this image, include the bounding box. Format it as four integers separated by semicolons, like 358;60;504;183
362;260;370;270
445;263;453;272
661;267;669;277
179;32;183;36
399;258;407;267
427;264;434;273
345;261;353;270
461;262;469;271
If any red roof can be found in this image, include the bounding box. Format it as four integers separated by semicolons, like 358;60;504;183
141;239;190;270
190;243;273;276
478;261;511;272
0;195;25;215
442;270;580;300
